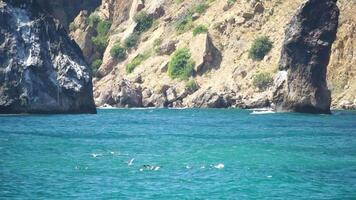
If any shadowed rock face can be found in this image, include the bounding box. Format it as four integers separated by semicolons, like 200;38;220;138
0;1;96;114
273;0;339;114
36;0;101;29
3;0;101;28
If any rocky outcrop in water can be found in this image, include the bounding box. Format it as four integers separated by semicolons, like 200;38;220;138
273;0;339;114
0;0;96;114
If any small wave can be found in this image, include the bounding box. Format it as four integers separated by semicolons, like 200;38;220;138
127;158;135;166
251;110;275;115
91;153;102;158
129;107;156;110
168;107;189;110
140;165;161;171
75;166;89;170
214;163;225;169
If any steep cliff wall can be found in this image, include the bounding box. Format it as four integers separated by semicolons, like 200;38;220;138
0;0;96;114
69;0;355;110
328;0;356;109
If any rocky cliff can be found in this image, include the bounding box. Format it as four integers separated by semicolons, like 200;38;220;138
328;0;356;110
36;0;101;29
273;0;339;114
0;0;96;114
68;0;355;110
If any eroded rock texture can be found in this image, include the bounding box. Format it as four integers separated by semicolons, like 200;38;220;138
0;0;96;114
36;0;101;28
273;0;339;114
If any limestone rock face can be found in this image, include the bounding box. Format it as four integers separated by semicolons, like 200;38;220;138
273;0;340;114
69;11;99;64
67;0;353;110
190;34;221;74
0;1;96;114
328;1;356;110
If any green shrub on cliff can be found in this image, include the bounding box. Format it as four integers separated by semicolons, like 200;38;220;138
91;59;102;77
168;48;195;80
194;2;209;14
249;36;273;61
110;43;126;60
253;72;273;91
175;14;193;34
153;38;163;54
91;19;112;52
193;25;208;36
134;11;154;33
126;51;151;74
175;0;185;4
88;13;100;27
185;79;199;93
96;20;112;36
124;32;140;49
227;0;236;7
91;36;108;52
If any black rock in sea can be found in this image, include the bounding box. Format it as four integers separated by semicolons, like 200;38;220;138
0;0;96;114
273;0;340;114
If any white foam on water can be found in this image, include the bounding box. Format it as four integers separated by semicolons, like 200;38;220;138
130;107;156;110
128;158;135;166
140;165;161;171
168;107;188;110
200;165;205;169
267;175;272;178
186;165;191;169
91;153;102;158
214;163;225;169
251;110;275;115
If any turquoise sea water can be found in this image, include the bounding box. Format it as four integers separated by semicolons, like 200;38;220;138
0;109;356;199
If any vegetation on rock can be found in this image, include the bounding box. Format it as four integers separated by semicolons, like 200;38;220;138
175;13;193;34
126;51;151;74
153;39;163;54
88;13;100;27
134;11;154;33
124;32;140;49
249;36;273;61
227;0;236;7
168;48;195;80
253;72;273;91
110;43;126;60
193;25;208;36
194;2;209;14
185;79;199;93
91;18;112;53
122;11;154;50
91;59;102;77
